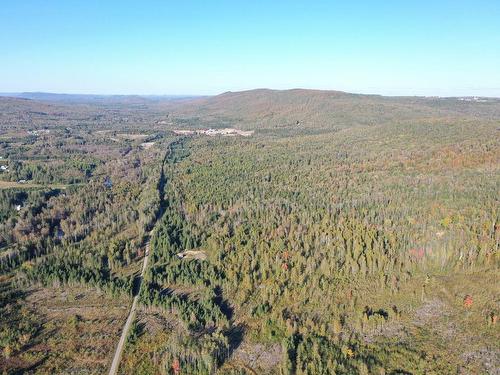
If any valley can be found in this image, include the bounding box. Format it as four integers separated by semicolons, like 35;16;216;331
0;90;498;374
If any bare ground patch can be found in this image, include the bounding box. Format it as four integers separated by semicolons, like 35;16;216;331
1;286;130;375
230;342;282;373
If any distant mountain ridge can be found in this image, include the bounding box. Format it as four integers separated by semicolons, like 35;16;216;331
0;92;201;104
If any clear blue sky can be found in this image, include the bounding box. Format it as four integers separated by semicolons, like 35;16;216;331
1;0;499;96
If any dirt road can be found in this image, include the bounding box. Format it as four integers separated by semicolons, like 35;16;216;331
108;141;177;375
108;242;150;375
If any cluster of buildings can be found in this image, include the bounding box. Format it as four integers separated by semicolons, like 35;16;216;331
457;97;489;102
172;128;253;137
28;129;51;136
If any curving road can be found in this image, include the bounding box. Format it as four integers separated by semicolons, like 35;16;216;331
108;241;150;375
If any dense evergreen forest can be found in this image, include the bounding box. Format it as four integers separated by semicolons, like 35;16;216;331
0;91;498;374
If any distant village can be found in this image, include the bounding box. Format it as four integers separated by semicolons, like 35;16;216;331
27;129;51;136
456;97;490;103
172;128;253;137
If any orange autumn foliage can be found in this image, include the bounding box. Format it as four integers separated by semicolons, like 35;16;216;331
463;295;473;308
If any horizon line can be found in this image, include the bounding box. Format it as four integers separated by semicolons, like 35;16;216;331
1;88;500;99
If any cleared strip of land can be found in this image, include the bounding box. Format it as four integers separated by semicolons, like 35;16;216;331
108;238;151;375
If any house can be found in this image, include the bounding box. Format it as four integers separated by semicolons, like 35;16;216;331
18;179;26;184
15;205;21;211
0;165;8;171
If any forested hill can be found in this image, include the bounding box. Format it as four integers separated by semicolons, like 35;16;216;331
166;88;500;131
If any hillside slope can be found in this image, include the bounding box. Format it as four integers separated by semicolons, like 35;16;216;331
166;88;500;131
